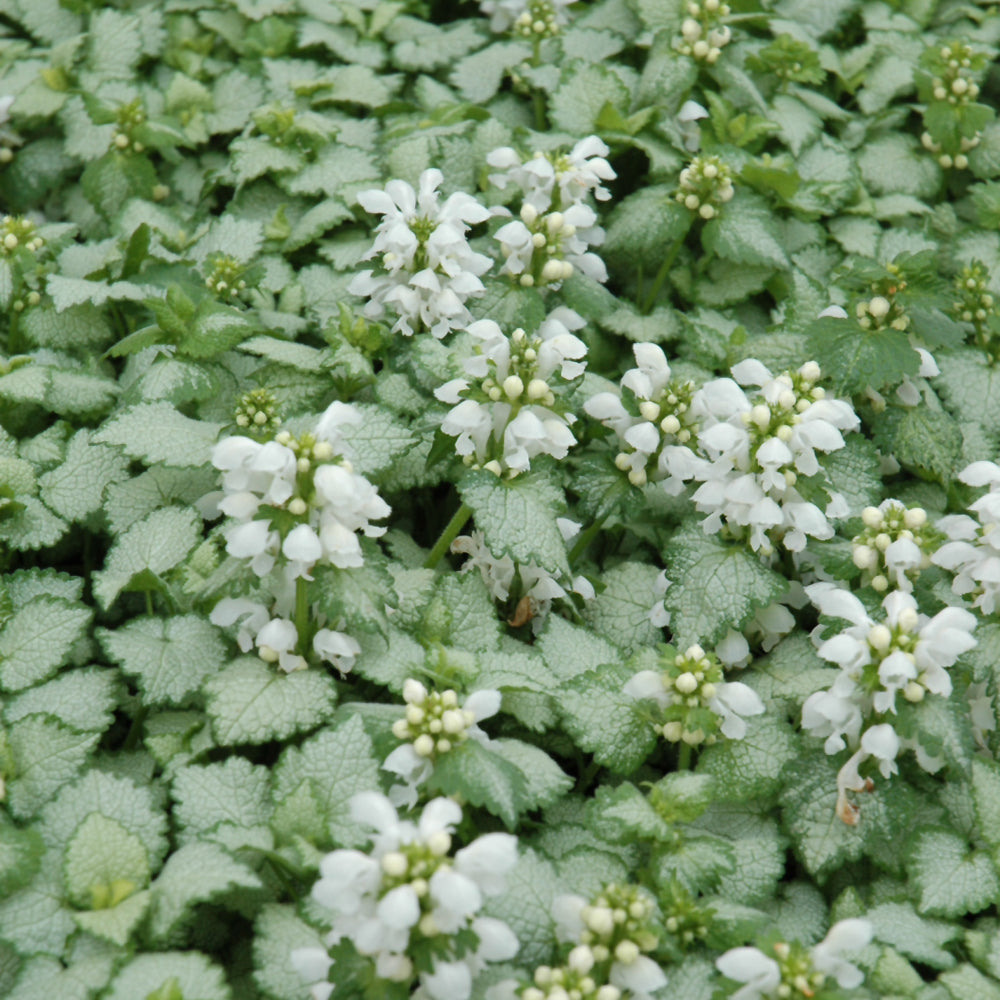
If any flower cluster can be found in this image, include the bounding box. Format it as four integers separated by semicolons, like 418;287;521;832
674;155;735;220
479;0;576;36
541;884;667;1000
691;360;859;554
292;794;519;1000
584;342;701;492
625;642;764;747
0;215;43;255
934;461;1000;615
918;39;988;170
715;919;872;1000
803;582;976;823
952;260;998;358
435;310;587;476
384;679;501;806
851;501;940;593
350;169;492;338
110;98;147;155
488;138;615;288
209;402;389;673
204;253;249;300
676;0;732;64
233;387;282;437
451;526;595;624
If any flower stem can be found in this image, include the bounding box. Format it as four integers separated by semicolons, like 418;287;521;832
531;37;546;131
568;478;630;565
424;501;473;570
640;237;684;315
295;576;310;651
677;743;692;771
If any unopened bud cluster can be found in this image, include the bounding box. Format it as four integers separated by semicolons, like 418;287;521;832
677;0;732;63
852;501;938;593
233;388;281;437
953;261;998;357
654;644;725;746
110;99;146;155
741;361;823;477
513;0;563;38
864;607;928;705
855;266;908;332
675;156;735;220
523;885;662;1000
391;679;477;759
0;216;43;256
658;883;711;951
919;40;987;170
506;204;578;288
205;254;249;299
614;378;697;488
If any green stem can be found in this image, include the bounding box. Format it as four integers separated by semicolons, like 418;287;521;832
7;309;20;355
295;576;310;651
144;591;153;616
424;501;473;570
568;478;630;565
531;37;546;131
123;706;148;752
640;237;684;315
676;743;692;771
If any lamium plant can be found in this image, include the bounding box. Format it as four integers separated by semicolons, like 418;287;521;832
1;1;1000;1000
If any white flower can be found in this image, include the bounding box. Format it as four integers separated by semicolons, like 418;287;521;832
811;919;873;988
487;136;615;213
479;0;577;35
435;311;587;476
689;361;858;553
301;794;518;999
716;946;780;1000
585;342;702;492
350;169;492;338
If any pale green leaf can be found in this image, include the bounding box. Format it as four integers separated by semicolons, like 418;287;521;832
0;596;91;692
99;615;227;706
94;402;222;468
272;715;381;849
459;471;570;578
663;523;787;647
6;717;99;820
104;465;218;535
146;841;262;943
559;661;656;774
0;871;76;957
339;403;417;478
702;195;789;271
490;739;573;813
909;829;999;918
92;506;201;610
38;429;128;522
582;560;662;654
537;615;622;683
550;61;631;135
204;657;336;747
104;952;231;1000
172;758;271;839
697;715;800;803
63;813;150;910
72;890;150;947
423;572;502;653
859;134;942;199
483;849;560;967
252;904;326;1000
429;739;528;829
867;901;960;969
4;669;119;735
940;964;1000;1000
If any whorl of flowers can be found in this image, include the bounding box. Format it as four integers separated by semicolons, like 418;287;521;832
291;793;519;1000
674;155;735;220
934;460;1000;614
209;401;389;673
435;309;587;476
690;360;860;554
488;137;615;289
803;582;976;823
349;168;492;338
952;261;999;359
918;38;987;170
584;342;703;493
383;679;501;807
625;642;765;747
677;0;732;64
851;500;941;593
480;0;577;37
212;401;390;579
715;919;873;1000
539;884;667;1000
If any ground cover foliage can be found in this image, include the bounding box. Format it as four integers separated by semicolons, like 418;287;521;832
2;0;1000;997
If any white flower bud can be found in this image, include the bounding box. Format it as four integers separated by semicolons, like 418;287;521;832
903;681;925;702
861;506;883;529
414;733;435;757
503;374;524;399
584;905;615;936
897;607;919;633
406;704;425;725
527;378;549;401
614;940;640;964
541;259;566;282
568;945;595;974
903;508;927;529
427;830;452;855
520;203;538;226
288;498;308;516
852;544;876;570
675;671;698;694
868;624;892;652
392;719;410;739
750;404;771;429
441;709;466;735
382;852;408;877
868;295;891;320
639;400;661;422
776;424;793;442
404;678;427;704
